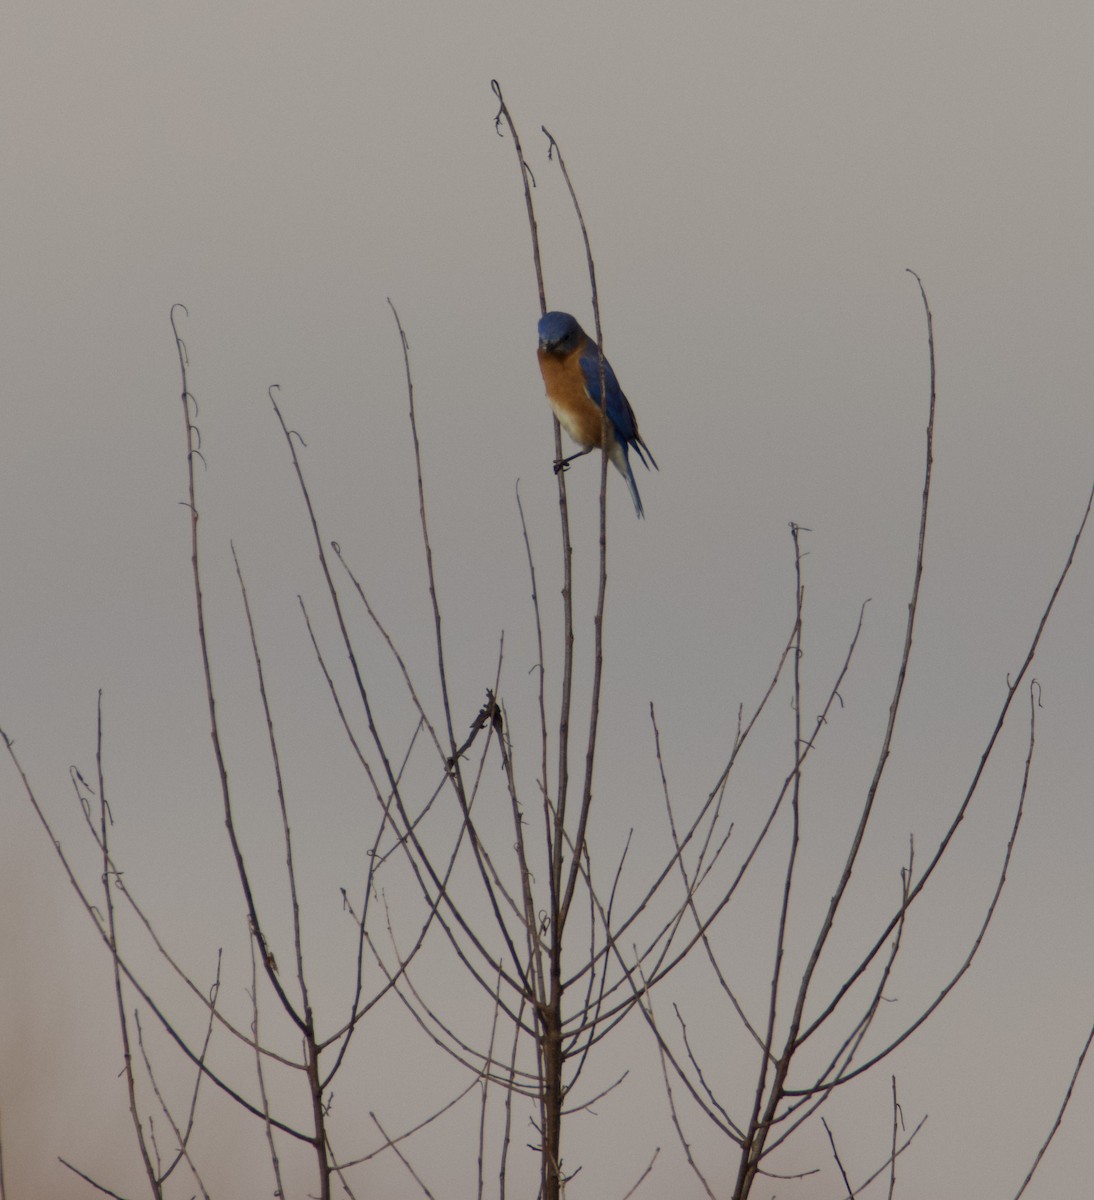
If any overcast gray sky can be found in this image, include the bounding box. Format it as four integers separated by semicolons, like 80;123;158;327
4;2;1094;1197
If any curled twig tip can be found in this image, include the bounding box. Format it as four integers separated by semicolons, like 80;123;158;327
492;81;507;134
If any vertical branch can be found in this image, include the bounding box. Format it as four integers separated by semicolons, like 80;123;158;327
97;693;162;1199
387;300;458;756
534;122;616;1200
794;272;935;1007
768;525;806;1043
733;272;939;1200
492;89;582;1200
232;542;331;1196
476;964;506;1200
491;80;546;314
542;128;611;933
888;1077;901;1200
492;81;576;907
232;543;311;1022
250;931;287;1200
169;305;304;1031
515;482;553;894
494;706;548;1009
743;526;808;1183
497;992;525;1200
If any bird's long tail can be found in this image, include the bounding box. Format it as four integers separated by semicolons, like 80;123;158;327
615;449;645;518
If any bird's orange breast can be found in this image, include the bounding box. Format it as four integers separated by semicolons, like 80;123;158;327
537;348;611;450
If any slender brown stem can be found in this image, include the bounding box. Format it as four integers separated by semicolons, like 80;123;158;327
96;694;162;1199
170;306;302;1030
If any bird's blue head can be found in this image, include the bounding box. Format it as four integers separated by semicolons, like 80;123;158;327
538;311;585;355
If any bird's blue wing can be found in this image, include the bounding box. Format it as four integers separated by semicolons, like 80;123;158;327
579;343;639;443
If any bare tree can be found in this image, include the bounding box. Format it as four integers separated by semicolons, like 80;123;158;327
4;81;1093;1200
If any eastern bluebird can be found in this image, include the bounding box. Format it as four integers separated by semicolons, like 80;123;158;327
536;311;658;518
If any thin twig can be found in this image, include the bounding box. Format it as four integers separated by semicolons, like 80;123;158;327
619;1146;660;1200
171;307;301;1031
233;543;310;1017
249;930;286;1200
58;1159;131;1200
1013;1019;1094;1200
888;1076;901;1200
645;980;717;1200
96;695;161;1199
822;1118;856;1198
335;1081;481;1171
134;1012;211;1200
369;1112;436;1200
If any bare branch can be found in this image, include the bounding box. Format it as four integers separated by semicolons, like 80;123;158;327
369;1112;437;1200
822;1118;856;1198
1013;1020;1094;1200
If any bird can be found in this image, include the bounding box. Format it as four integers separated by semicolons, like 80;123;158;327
536;311;658;518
